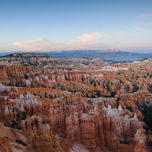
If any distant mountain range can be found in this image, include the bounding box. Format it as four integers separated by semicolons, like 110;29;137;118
1;53;52;58
48;50;152;62
1;50;152;62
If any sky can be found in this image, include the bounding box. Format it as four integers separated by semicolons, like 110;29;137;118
0;0;152;52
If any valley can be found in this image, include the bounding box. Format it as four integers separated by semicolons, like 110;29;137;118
0;53;152;151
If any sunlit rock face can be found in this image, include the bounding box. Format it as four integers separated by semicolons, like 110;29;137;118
26;132;63;152
0;65;89;88
0;91;42;123
21;115;42;135
0;137;13;152
49;94;142;152
134;128;148;152
49;93;84;135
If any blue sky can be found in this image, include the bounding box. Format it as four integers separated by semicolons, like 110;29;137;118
0;0;152;52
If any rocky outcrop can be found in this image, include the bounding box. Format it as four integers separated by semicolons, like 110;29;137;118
0;85;43;122
26;132;63;152
21;115;42;135
1;55;152;152
49;94;141;151
0;137;13;152
0;65;89;87
50;93;84;135
134;128;148;152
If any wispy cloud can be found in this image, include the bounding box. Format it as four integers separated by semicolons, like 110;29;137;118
12;31;152;51
136;27;148;32
77;33;101;41
13;32;105;51
13;38;56;51
138;13;152;19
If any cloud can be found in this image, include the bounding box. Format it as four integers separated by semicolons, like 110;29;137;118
13;38;57;51
13;32;152;51
64;32;103;49
13;32;103;51
138;13;152;19
77;32;101;41
136;27;148;32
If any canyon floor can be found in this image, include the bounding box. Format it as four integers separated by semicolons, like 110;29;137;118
0;53;152;152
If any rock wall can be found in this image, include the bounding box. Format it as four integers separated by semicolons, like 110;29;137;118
49;94;142;152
